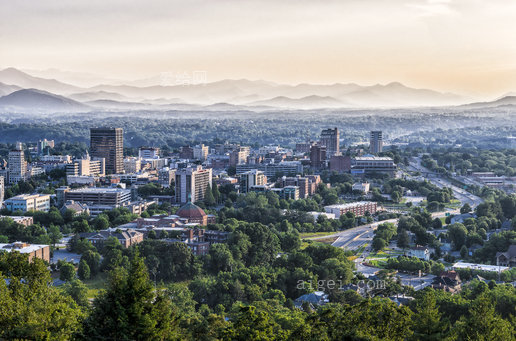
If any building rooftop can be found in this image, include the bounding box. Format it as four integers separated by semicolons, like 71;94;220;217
0;242;49;254
325;201;375;209
453;262;509;272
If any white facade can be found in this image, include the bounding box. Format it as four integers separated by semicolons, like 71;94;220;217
4;194;51;212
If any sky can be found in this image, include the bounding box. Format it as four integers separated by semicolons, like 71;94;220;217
1;0;516;98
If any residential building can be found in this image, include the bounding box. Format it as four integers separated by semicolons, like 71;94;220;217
0;175;4;207
0;242;50;262
432;271;461;293
139;147;160;159
295;141;316;154
8;143;27;184
229;147;250;167
79;229;143;249
496;245;516;267
90;127;124;174
158;168;176;188
4;194;51;212
193;144;209;161
320;127;339;157
408;246;430;261
60;200;90;216
66;153;105;177
240;170;267;193
236;161;303;178
179;146;194;159
352;182;370;193
370;131;383;154
310;144;326;169
175;166;213;204
294;291;329;310
37;139;55;154
123;157;141;173
0;215;34;226
324;201;378;218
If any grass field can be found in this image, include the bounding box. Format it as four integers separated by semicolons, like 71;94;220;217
300;232;336;239
82;273;108;298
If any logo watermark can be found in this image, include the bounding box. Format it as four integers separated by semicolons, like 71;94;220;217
159;71;208;86
296;279;386;292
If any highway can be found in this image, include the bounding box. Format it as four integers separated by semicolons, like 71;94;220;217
331;219;399;250
408;157;483;208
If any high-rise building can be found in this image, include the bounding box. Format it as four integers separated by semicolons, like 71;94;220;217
229;147;250;167
8;143;27;184
310;144;326;169
175;166;213;204
90;128;124;174
240;170;267;193
193;144;209;161
370;131;383;154
320;127;339;157
179;146;194;159
37;139;55;154
0;176;4;207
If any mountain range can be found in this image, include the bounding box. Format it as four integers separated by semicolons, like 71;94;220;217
0;67;513;112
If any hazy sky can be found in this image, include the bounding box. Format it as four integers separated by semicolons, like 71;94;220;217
1;0;516;97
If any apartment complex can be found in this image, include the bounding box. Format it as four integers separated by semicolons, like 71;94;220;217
4;194;51;212
310;144;327;169
90;128;124;174
139;147;160;159
175;166;213;204
370;131;383;154
324;201;378;218
66;154;105;177
193;144;209;161
240;169;267;193
0;176;4;207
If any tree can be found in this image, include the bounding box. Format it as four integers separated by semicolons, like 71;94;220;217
447;223;468;250
460;245;469;259
64;279;89;307
460;203;472;214
204;184;216;207
397;229;410;249
83;253;179;340
452;295;515;340
81;250;101;276
372;237;387;251
77;259;91;280
59;262;76;282
410;290;447;340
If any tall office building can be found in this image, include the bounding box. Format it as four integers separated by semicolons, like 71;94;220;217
320;127;339;157
310;144;327;169
8;143;27;184
90;128;124;174
370;131;383;154
175;166;213;204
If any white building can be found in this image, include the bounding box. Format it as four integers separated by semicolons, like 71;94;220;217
408;246;430;261
352;182;370;193
193;144;209;161
240;169;267;193
4;194;51;212
8;143;27;184
175;166;213;204
139;147;160;159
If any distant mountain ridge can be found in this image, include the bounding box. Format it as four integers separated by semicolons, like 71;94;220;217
0;88;88;111
0;67;495;110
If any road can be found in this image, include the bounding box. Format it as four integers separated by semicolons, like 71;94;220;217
408;157;483;207
331;219;399;249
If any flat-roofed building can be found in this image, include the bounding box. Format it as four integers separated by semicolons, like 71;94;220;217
324;201;378;218
90;127;124;174
139;147;160;159
320;127;339;157
370;131;383;154
240;169;267;193
61;187;131;206
352;156;396;176
0;242;50;262
0;215;34;226
193;144;209;161
175;166;213;204
8;143;27;184
66;153;105;177
4;194;51;212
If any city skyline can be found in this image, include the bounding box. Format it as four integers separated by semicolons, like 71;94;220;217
2;0;516;98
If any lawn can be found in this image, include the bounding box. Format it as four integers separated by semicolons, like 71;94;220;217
300;232;336;239
82;273;108;298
